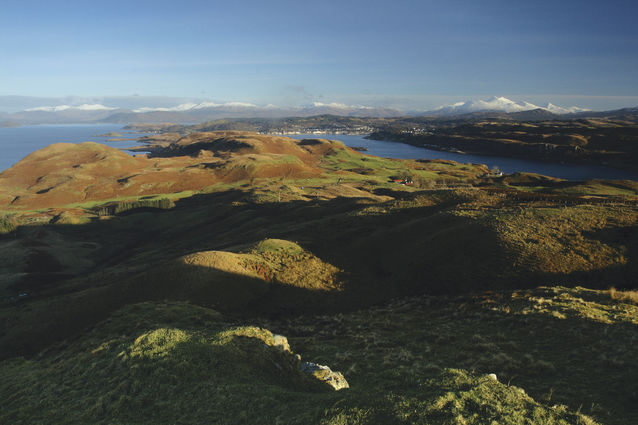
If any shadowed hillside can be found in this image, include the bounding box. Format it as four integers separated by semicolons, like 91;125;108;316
369;116;638;172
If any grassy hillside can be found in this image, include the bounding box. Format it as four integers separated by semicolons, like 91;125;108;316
1;131;637;424
5;286;634;424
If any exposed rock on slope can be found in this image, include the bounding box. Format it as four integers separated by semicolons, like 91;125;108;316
1;290;615;424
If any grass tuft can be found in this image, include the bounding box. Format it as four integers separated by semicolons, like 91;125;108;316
608;286;638;304
0;215;16;234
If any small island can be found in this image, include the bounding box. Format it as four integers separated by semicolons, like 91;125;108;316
94;132;124;137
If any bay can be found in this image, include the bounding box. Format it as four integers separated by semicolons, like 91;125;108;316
288;134;638;181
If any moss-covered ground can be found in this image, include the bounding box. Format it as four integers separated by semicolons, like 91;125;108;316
6;286;635;424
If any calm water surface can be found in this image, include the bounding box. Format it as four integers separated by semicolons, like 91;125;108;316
288;134;638;181
0;124;146;171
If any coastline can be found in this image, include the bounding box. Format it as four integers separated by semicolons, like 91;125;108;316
367;131;638;176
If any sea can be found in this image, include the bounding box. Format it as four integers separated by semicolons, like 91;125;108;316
0;124;146;171
1;124;638;181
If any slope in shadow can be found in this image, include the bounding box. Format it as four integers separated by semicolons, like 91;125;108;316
2;188;637;359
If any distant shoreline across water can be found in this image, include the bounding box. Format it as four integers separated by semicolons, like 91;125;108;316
285;134;638;181
1;124;638;181
0;124;146;171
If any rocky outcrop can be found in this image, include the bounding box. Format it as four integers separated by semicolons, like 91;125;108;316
267;333;349;391
300;361;350;391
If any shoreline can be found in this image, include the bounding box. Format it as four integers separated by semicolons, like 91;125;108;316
367;133;638;177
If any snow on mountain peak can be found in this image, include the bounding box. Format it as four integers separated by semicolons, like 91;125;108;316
544;103;591;114
433;97;587;115
310;102;374;110
311;102;349;108
222;102;258;108
132;101;258;113
25;104;117;112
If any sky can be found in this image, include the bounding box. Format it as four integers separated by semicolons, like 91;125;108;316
1;0;637;111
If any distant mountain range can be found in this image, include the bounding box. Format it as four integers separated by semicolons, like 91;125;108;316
429;96;590;115
0;101;404;125
0;96;633;126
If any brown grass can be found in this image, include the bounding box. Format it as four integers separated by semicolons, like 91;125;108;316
0;133;333;210
608;287;638;304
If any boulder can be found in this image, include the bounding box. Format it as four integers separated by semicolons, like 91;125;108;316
301;361;350;391
271;334;291;352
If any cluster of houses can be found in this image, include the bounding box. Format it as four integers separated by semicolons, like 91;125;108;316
399;126;432;135
391;178;414;186
264;125;375;135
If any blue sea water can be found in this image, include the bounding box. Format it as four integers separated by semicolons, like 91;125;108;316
0;124;146;171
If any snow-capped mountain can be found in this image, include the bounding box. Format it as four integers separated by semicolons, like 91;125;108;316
9;104;126;124
1;96;600;125
127;101;398;117
543;103;590;114
98;102;403;123
131;101;261;113
431;96;589;115
24;104;117;112
1;100;403;124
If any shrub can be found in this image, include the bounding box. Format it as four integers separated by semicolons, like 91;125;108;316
609;287;638;305
95;198;174;216
0;216;16;234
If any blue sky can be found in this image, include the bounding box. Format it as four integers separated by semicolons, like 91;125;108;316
1;0;637;111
